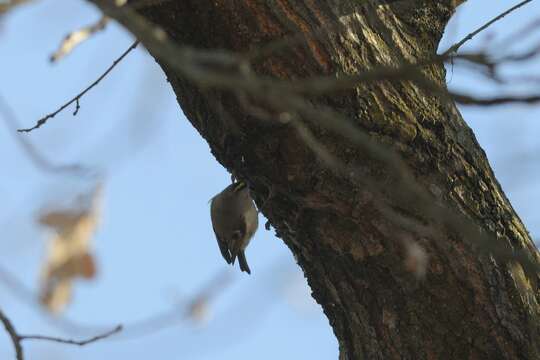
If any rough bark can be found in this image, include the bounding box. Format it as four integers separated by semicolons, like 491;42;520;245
103;1;540;358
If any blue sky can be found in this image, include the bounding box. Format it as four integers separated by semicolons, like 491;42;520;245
0;1;538;359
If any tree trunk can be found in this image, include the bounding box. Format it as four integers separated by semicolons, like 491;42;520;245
97;1;540;358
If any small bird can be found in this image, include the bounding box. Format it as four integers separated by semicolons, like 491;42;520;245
210;181;258;274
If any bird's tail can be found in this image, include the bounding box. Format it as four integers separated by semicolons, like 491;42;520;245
237;251;251;274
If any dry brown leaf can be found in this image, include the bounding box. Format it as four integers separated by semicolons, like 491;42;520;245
38;184;102;313
0;0;33;15
49;16;109;63
185;297;210;325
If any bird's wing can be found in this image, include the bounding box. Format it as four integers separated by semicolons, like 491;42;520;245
213;226;232;264
229;216;247;264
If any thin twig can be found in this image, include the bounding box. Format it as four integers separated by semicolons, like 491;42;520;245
88;0;540;112
494;17;540;49
112;270;232;341
19;325;122;346
451;91;540;105
18;40;139;133
443;0;534;55
0;262;231;343
0;263;118;336
1;305;121;360
0;309;23;360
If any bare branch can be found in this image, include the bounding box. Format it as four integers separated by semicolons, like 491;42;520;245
451;91;540;105
113;270;232;340
20;0;537;136
19;325;122;346
50;16;109;63
1;305;121;360
18;40;139;133
0;309;23;360
0;263;119;336
442;0;535;55
0;262;231;342
494;16;540;49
